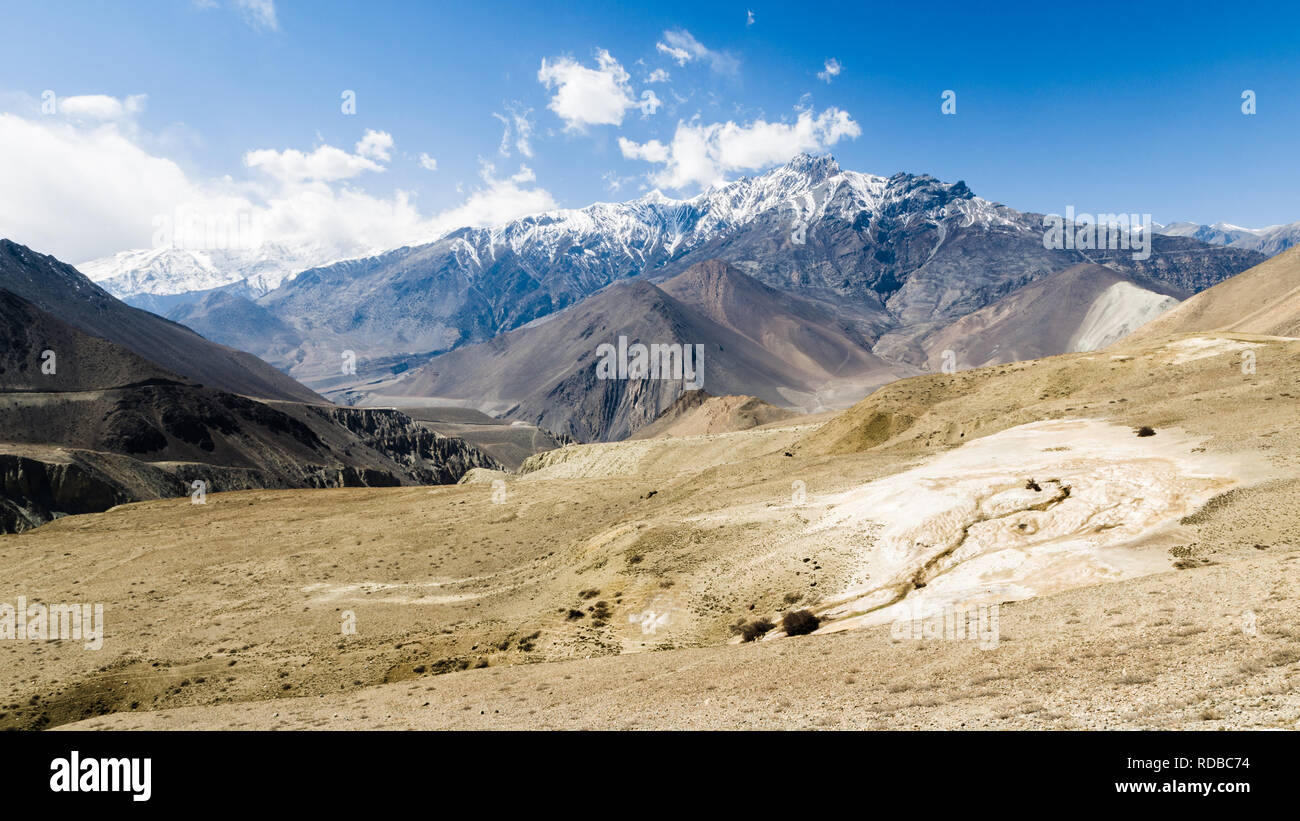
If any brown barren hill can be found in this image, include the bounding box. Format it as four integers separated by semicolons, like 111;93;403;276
1125;245;1300;341
629;389;797;439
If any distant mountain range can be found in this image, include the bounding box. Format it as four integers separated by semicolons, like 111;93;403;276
78;242;345;315
58;154;1285;441
1156;221;1300;257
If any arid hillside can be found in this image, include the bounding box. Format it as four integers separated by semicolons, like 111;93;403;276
4;325;1298;730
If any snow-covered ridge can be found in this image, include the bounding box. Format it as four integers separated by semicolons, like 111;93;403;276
1155;220;1300;256
81;154;1025;304
460;154;1028;276
79;242;353;301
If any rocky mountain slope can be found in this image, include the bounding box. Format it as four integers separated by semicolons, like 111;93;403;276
920;263;1186;371
346;260;916;441
0;239;320;403
158;155;1265;385
0;274;499;533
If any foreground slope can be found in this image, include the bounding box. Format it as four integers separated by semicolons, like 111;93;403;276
5;325;1299;729
628;390;796;439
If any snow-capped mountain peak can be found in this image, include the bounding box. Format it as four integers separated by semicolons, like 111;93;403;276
78;241;350;305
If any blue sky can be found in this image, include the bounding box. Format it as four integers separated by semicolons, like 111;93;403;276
2;0;1299;262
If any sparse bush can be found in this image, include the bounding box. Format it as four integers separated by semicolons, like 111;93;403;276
782;609;820;636
731;617;774;642
1136;426;1156;437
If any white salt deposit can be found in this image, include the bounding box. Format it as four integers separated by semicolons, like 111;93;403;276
803;419;1245;633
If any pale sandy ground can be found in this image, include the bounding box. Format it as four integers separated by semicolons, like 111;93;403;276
3;332;1299;730
57;550;1300;730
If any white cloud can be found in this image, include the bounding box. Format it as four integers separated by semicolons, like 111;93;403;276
619;107;861;190
644;68;669;84
537;49;637;130
617;136;669;164
58;93;148;121
0;109;555;263
747;10;755;26
0;112;209;262
244;142;385;183
492;104;534;157
817;58;842;83
429;161;555;234
233;0;277;32
639;90;662;117
419;153;438;171
355;128;394;161
656;42;691;66
654;30;739;74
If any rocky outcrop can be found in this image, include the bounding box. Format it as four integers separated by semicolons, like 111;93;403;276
0;453;137;533
306;405;503;484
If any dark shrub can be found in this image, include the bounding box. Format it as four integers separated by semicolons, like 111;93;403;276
782;609;821;636
1136;426;1156;437
732;617;774;642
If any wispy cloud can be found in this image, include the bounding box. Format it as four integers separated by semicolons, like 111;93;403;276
354;128;394;162
655;29;739;74
58;93;148;122
244;134;389;183
233;0;278;32
817;58;842;83
492;103;534;157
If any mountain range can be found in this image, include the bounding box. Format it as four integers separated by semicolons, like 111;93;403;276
0;240;500;532
78;241;344;315
29;154;1284;445
345;259;912;440
1156;220;1300;257
0;239;320;403
81;156;1264;394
